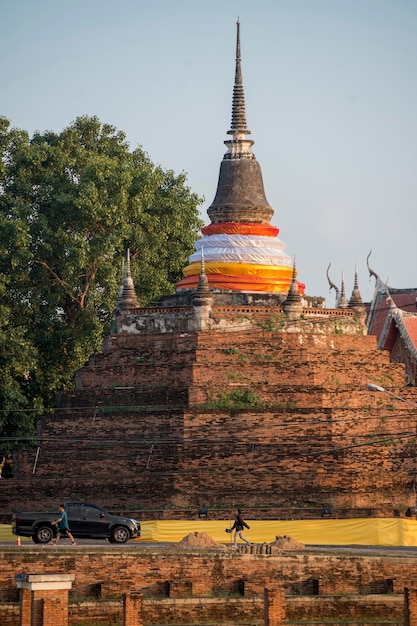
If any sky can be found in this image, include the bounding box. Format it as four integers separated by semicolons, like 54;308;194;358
2;0;417;304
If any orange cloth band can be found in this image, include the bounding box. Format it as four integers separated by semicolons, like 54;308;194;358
176;274;305;294
202;223;280;237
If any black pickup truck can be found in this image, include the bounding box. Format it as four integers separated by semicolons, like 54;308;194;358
12;502;141;544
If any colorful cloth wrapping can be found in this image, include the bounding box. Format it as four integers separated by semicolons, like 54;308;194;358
177;221;304;294
202;223;279;237
183;261;294;278
188;234;290;266
175;274;302;293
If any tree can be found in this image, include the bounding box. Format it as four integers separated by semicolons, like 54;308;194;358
0;115;203;447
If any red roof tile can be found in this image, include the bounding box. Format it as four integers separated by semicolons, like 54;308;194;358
403;317;417;348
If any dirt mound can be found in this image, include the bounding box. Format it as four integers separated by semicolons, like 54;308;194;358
269;534;305;550
177;531;226;550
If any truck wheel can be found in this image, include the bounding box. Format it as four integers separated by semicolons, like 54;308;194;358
110;526;130;544
33;525;54;544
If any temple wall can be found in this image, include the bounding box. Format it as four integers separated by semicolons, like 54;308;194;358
5;324;416;516
0;547;413;625
0;547;415;598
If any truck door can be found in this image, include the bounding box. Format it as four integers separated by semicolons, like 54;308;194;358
65;503;82;535
78;503;110;537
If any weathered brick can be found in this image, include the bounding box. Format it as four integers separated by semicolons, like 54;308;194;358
2;318;415;517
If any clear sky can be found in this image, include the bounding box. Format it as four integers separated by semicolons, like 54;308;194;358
2;0;417;303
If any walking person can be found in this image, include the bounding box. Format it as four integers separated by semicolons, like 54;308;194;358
231;508;251;548
50;504;76;545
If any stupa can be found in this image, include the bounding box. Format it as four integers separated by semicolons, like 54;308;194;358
174;21;305;299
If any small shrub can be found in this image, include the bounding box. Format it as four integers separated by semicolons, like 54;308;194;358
202;389;265;409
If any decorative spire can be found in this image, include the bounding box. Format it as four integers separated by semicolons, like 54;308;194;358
206;21;273;224
283;257;302;317
115;249;139;311
348;262;363;309
193;246;213;308
366;249;385;294
338;271;349;309
228;20;251;139
366;250;381;283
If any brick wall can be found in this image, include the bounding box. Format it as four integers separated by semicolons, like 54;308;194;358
1;547;417;600
1;594;405;626
4;324;417;516
123;593;143;626
16;573;74;626
0;548;413;625
405;588;417;625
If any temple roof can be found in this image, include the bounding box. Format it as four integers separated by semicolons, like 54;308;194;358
365;257;417;384
367;287;417;343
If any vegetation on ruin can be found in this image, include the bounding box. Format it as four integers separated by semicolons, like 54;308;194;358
256;314;286;331
203;389;266;410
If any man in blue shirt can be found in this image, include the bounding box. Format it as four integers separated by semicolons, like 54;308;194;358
50;504;76;545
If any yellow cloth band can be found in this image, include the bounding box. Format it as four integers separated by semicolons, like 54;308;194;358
183;261;294;279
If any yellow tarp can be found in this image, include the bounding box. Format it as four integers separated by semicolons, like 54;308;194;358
137;518;417;546
3;518;417;546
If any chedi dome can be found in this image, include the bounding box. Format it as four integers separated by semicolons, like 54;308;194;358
176;21;304;295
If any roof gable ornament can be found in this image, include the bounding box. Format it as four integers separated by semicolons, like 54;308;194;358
327;263;340;308
367;250;385;291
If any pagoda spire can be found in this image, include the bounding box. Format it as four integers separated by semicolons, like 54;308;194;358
228;19;251;139
283;257;303;317
338;271;349;309
115;249;139;311
193;246;213;308
207;21;273;224
348;262;364;309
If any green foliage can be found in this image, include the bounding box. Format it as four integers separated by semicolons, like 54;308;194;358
223;347;238;354
272;401;297;409
254;353;274;362
332;321;344;334
0;115;203;450
222;347;248;362
136;356;154;364
329;373;342;386
256;314;286;331
203;389;265;409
